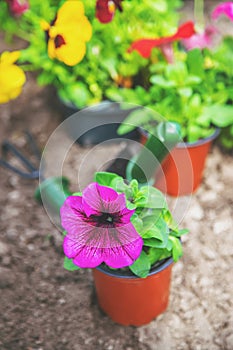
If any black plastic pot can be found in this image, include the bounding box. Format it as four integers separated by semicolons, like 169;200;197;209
59;100;140;146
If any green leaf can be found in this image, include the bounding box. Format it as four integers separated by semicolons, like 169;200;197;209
94;172;122;187
72;192;82;196
126;200;137;210
147;247;172;265
187;48;204;78
129;250;151;278
171;228;189;237
169;236;183;262
177;87;193;98
165;61;188;85
204;105;233;127
143;217;169;247
64;257;80;271
117;108;154;135
130;179;139;196
37;71;54;85
186;75;202;85
64;83;92;109
140;211;163;233
150;75;175;88
142;226;164;240
110;177;131;196
135;186;167;209
144;237;168;248
131;215;143;233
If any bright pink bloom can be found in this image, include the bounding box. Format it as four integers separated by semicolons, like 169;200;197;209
96;0;123;23
212;2;233;21
128;21;195;62
182;26;217;50
61;183;143;269
5;0;29;16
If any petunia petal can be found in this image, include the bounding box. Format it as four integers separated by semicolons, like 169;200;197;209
212;2;233;21
118;207;136;225
82;183;127;216
60;195;86;235
103;237;143;268
63;224;143;268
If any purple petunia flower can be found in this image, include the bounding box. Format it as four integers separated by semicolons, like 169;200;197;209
60;183;143;269
212;2;233;21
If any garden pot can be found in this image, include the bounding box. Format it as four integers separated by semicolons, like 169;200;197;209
59;100;140;146
140;128;220;196
92;257;173;326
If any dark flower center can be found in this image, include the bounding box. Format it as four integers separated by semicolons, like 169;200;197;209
54;34;66;48
89;212;121;228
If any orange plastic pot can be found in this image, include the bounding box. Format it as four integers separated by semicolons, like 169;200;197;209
140;129;220;196
92;258;173;326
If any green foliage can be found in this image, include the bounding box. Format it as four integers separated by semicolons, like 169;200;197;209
119;42;233;143
64;256;80;271
129;250;151;278
2;0;231;147
95;172;188;278
0;0;182;108
94;172;122;187
61;171;187;277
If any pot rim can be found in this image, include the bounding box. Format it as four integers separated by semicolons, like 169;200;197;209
176;127;220;149
140;127;220;149
95;256;173;279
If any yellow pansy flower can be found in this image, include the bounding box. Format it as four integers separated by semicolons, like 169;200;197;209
42;0;92;67
0;51;26;104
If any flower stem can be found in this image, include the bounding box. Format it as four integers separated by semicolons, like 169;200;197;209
194;0;205;31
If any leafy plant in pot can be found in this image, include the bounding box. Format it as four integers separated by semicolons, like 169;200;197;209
0;0;184;144
117;2;233;195
32;115;183;326
61;171;188;326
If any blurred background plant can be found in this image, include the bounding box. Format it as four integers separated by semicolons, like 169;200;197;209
117;1;233;148
0;0;232;149
0;0;183;108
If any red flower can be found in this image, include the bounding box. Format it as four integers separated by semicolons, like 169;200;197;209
128;21;195;63
96;0;123;23
5;0;29;17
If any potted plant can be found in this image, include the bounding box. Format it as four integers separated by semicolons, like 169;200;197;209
60;171;188;326
117;1;233;195
0;0;188;144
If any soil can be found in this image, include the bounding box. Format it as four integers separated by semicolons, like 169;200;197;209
1;2;233;349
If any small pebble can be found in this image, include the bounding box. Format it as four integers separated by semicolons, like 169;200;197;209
0;267;15;288
0;241;10;256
